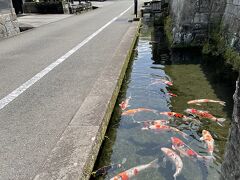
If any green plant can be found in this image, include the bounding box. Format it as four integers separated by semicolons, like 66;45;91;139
224;48;240;70
202;26;240;71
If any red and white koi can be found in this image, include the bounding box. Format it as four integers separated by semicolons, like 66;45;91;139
119;96;131;110
151;79;173;86
185;108;225;125
161;147;183;180
110;159;159;180
122;108;158;116
200;130;214;156
171;137;213;162
160;111;201;124
142;124;188;139
187;99;226;106
159;112;191;121
168;92;177;97
160;112;186;119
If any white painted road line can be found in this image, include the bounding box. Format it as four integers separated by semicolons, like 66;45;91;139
0;4;133;111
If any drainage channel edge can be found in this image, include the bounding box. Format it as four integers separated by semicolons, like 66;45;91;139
33;20;141;180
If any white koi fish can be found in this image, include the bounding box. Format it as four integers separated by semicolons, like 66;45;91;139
142;124;189;139
161;147;183;180
119;96;131;110
134;119;169;126
187;99;226;106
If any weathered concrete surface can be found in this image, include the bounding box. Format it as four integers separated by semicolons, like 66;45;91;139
0;0;141;179
0;0;20;39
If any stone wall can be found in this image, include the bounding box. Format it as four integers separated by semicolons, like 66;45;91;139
23;1;70;14
169;0;226;46
0;8;20;39
0;0;20;39
220;76;240;180
222;0;240;51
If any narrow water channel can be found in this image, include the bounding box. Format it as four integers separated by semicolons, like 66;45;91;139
91;17;234;180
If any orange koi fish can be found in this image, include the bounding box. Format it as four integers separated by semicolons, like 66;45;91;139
187;99;226;106
122;108;158;116
185;108;225;125
110;159;159;180
200;130;214;156
171;137;213;162
142;124;188;139
119;96;131;110
161;147;183;180
168;92;177;97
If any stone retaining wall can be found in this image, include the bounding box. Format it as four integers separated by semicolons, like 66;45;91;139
0;9;20;39
0;0;20;40
23;2;70;14
169;0;226;46
222;0;240;51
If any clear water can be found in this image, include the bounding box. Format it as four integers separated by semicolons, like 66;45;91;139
92;18;234;180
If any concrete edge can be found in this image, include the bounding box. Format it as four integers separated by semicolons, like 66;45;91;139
81;21;141;179
33;20;141;180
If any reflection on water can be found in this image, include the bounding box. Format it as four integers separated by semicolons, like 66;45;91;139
92;18;234;180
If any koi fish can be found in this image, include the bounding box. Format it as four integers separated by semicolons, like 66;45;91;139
122;108;158;116
92;158;127;177
171;137;213;162
161;147;183;180
151;79;173;86
159;112;191;121
110;159;159;180
200;130;214;156
160;111;201;124
168;92;177;97
134;119;169;126
119;96;131;110
185;108;225;125
160;112;186;119
142;124;188;139
187;99;226;106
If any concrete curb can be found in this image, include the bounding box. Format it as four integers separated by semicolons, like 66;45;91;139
34;20;141;180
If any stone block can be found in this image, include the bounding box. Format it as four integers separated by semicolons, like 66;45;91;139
0;11;19;39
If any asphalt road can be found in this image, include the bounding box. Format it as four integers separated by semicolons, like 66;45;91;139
0;1;136;179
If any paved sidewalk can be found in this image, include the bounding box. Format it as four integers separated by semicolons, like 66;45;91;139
18;14;73;28
17;1;114;29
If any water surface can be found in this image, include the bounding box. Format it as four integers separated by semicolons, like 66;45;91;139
92;18;234;180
